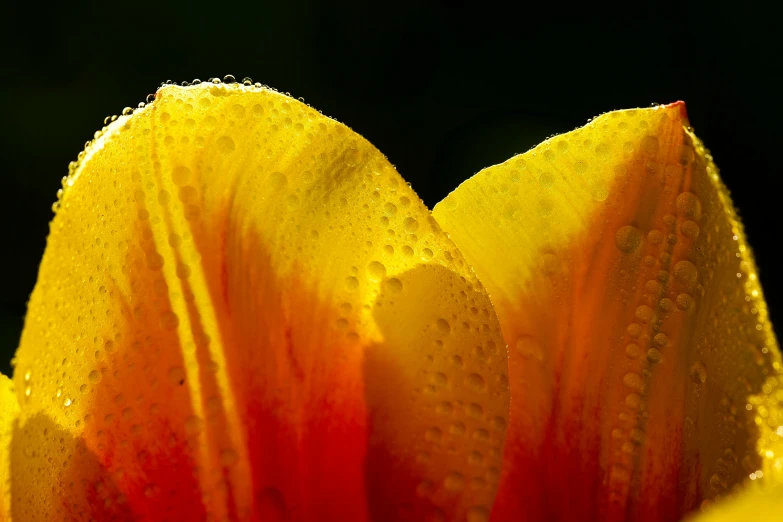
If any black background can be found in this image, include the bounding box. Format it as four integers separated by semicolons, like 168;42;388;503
1;1;780;376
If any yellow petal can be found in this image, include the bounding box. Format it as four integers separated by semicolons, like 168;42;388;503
11;82;509;521
686;483;783;522
688;374;783;521
433;103;781;521
0;375;18;521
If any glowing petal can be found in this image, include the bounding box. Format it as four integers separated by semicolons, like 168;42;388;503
433;103;780;521
687;484;783;522
0;375;17;521
689;373;783;520
11;83;509;521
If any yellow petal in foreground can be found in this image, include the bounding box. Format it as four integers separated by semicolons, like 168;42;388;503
688;374;783;521
0;375;18;521
433;103;781;521
10;82;509;521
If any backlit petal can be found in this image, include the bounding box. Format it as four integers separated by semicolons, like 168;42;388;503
433;103;780;521
688;373;783;520
11;83;509;521
0;375;18;521
686;484;783;522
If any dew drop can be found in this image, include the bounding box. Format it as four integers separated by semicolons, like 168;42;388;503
635;305;654;322
625;343;642;359
168;366;186;386
436;318;451;334
653;333;669;348
404;217;419;232
425;427;443;442
647;348;662;363
647;229;664;245
172;166;192;186
673;260;698;285
216;136;235;154
680;220;700;239
345;276;359;291
615;225;641;253
444;472;466;491
515;335;544;361
466;373;486;392
256;487;287;521
382;278;403;294
366;261;387;281
641;136;659;157
690;362;707;384
623;372;645;392
676;192;702;220
466;506;490;522
676;293;695;311
220;449;238;467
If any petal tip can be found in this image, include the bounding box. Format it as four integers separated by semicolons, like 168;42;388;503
664;100;689;123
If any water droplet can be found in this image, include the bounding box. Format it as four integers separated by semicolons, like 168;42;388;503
88;370;101;384
641;136;659;156
615;225;641;253
345;276;359;290
444;472;466;491
466;506;490;522
184;415;203;436
168;366;186;386
673;260;698;285
647;348;662;363
626;323;642;338
256;487;288;520
467;403;483;418
623;372;644;392
690;362;707;384
366;261;386;281
648;229;664;245
625;343;642;359
430;372;448;386
220;449;238;467
466;373;486;391
216;135;235;154
404;217;419;232
416;480;434;498
635;305;654;322
680;220;700;239
384;278;403;293
436;318;451;334
515;336;544;361
425;427;443;441
653;333;669;348
676;192;702;220
676;293;695;311
658;298;674;312
436;401;453;415
172;166;192;186
160;311;179;330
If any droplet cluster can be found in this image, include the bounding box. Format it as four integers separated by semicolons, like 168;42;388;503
12;78;510;520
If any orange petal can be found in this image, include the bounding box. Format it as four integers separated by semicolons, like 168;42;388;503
433;103;781;521
0;375;18;521
11;82;509;521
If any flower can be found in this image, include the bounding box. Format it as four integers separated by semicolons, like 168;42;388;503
0;81;780;522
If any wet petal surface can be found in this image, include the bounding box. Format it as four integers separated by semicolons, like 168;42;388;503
0;375;17;521
10;83;509;522
433;104;781;521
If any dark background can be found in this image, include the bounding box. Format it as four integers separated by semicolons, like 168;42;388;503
1;1;780;376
